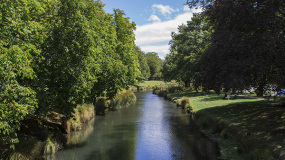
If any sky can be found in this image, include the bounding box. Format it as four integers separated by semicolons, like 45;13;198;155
101;0;202;59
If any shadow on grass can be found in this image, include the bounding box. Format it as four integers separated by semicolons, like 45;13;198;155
197;100;285;146
169;91;253;102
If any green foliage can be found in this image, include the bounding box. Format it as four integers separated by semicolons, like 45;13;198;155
185;0;285;94
67;103;95;131
145;52;163;79
162;13;212;87
114;9;140;86
1;136;43;160
136;46;150;81
0;0;41;146
113;90;136;108
180;96;191;109
0;0;142;147
43;136;58;155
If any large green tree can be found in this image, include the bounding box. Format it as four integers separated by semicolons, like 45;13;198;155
114;9;140;86
0;0;143;147
145;52;163;79
0;0;46;146
162;13;212;88
135;46;150;81
40;0;106;115
187;0;285;96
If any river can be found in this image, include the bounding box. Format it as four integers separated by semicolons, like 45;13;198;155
50;92;219;160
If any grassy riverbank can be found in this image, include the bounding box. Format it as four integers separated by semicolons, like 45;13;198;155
158;90;285;159
130;80;177;91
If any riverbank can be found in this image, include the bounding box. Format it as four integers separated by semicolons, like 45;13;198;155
129;80;177;91
0;90;137;160
154;89;285;159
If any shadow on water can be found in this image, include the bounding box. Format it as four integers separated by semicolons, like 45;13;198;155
50;92;219;160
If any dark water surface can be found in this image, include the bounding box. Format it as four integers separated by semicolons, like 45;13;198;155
51;92;219;160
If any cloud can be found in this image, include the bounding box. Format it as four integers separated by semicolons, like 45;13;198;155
135;7;203;59
148;15;161;22
140;45;170;60
183;5;191;12
135;12;194;46
152;4;175;15
193;7;203;13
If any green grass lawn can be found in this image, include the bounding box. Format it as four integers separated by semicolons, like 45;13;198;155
136;81;171;87
168;91;285;158
168;91;265;111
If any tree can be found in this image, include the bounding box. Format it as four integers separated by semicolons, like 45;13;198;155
187;0;285;96
145;52;163;79
0;0;45;146
114;9;140;86
135;46;150;81
162;13;212;88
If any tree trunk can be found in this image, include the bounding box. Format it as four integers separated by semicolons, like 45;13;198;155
256;74;267;97
184;80;190;88
256;85;264;97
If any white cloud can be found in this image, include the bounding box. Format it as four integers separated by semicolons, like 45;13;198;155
135;7;203;59
135;12;194;46
148;15;161;22
140;45;170;60
152;4;175;15
183;5;191;12
193;7;203;13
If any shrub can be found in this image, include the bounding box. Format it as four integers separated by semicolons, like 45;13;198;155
43;136;58;155
167;86;183;93
1;136;43;160
180;96;191;109
248;149;271;160
176;100;181;107
66;103;95;131
158;90;168;98
76;104;95;123
95;97;109;115
113;90;136;108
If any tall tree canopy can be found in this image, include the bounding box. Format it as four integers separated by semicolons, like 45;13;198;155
0;0;143;146
162;13;212;87
0;0;48;145
145;52;163;79
114;9;140;86
181;0;285;95
135;46;150;81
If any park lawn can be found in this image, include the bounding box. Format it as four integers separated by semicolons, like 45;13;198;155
136;81;170;87
168;91;285;157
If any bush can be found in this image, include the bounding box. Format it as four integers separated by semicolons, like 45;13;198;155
66;103;95;131
1;136;43;160
248;149;271;160
76;104;95;123
180;96;191;109
158;90;168;98
43;136;58;155
95;98;109;115
167;86;183;93
176;99;181;107
113;90;136;109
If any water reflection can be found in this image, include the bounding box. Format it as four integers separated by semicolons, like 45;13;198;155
51;92;219;160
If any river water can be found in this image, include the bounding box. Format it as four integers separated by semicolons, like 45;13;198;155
51;92;219;160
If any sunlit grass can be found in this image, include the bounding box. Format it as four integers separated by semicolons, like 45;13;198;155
168;91;263;111
136;81;171;87
167;90;285;158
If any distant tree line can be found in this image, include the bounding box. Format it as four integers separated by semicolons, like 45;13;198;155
162;0;284;96
0;0;161;146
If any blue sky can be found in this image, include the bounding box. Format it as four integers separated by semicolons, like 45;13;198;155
101;0;202;59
